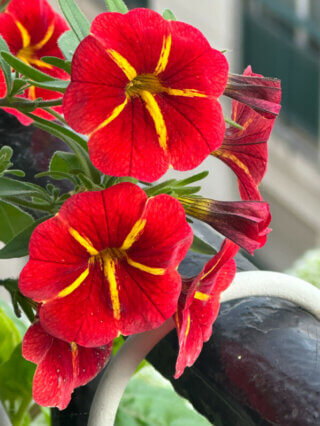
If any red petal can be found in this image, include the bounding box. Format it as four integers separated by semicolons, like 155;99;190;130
88;97;170;182
157;95;225;171
0;13;22;54
0;68;6;98
91;9;168;75
22;321;53;364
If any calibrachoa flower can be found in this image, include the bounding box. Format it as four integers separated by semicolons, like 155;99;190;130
179;196;271;254
224;66;281;119
213;100;277;200
63;8;229;182
174;239;238;378
22;321;111;409
19;183;193;347
0;0;69;124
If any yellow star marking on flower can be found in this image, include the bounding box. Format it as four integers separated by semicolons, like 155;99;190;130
194;291;210;301
185;312;191;337
69;227;99;256
107;49;137;81
140;90;167;151
175;312;180;332
126;255;165;275
155;34;172;75
28;86;36;100
103;256;121;320
15;20;31;48
57;268;90;298
33;22;55;50
92;98;128;134
213;150;250;176
121;218;147;251
163;87;207;98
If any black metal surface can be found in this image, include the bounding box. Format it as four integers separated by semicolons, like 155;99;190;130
147;297;320;426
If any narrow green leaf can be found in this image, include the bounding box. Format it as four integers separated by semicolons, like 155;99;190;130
1;51;55;82
0;216;50;259
225;117;243;130
10;78;30;96
41;56;72;74
0;200;33;244
27;79;69;93
190;235;216;256
172;186;201;196
175;171;209;187
163;9;176;20
58;0;90;41
36;171;78;183
105;0;128;13
50;150;81;174
0;177;38;197
0;35;11;93
58;30;80;61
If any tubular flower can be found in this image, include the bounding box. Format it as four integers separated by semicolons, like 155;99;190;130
174;239;238;378
213;100;277;201
224;66;281;119
19;183;193;347
63;9;229;182
22;321;111;410
0;0;69;125
179;196;271;254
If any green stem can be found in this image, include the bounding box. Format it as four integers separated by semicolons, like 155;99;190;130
225;117;244;130
43;107;67;124
4;196;56;213
11;397;31;426
0;98;62;109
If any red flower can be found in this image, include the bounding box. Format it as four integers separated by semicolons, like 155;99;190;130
213;100;276;200
63;9;228;182
224;66;281;119
0;67;5;98
0;0;69;125
22;321;111;409
174;239;238;378
179;196;271;254
19;183;193;347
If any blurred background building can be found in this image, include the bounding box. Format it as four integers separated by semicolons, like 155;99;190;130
2;0;319;290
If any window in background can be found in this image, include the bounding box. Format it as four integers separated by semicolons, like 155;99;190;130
243;0;320;144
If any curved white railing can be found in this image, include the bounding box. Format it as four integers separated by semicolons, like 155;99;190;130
88;271;320;426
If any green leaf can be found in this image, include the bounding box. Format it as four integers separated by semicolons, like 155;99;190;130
41;56;72;74
0;308;20;365
10;78;30;96
27;79;69;93
1;51;55;82
175;171;209;186
58;30;80;61
0;200;33;244
0;177;38;197
163;9;176;20
0;343;34;404
0;35;11;93
190;235;216;256
225;117;243;130
58;0;90;41
0;216;50;259
0;299;28;338
105;0;128;13
116;365;211;426
0;145;13;176
50;150;82;174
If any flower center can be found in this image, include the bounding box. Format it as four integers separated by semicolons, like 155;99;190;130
17;45;36;65
126;73;163;97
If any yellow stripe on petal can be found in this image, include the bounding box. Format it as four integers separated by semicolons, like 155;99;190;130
214;150;250;176
121;218;147;251
15;21;31;48
92;98;128;135
69;227;99;256
104;257;121;320
33;22;55;50
107;49;137;81
164;87;207;98
194;291;210;301
126;255;165;276
57;268;89;298
155;34;172;75
70;342;79;376
140;90;167;151
185;312;191;337
200;257;222;281
27;57;53;69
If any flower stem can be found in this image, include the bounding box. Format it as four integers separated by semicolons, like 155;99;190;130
0;98;62;109
225;117;243;130
43;107;67;124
